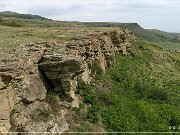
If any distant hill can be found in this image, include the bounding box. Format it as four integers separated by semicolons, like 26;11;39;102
120;23;180;50
117;23;180;44
0;11;179;50
0;11;49;20
83;22;180;50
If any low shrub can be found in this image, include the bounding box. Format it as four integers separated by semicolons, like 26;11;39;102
86;105;100;124
0;20;23;27
134;80;170;102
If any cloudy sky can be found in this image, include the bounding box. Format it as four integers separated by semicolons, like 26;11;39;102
0;0;180;32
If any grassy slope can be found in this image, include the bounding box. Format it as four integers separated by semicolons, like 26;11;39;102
120;24;180;51
77;41;180;133
97;42;180;132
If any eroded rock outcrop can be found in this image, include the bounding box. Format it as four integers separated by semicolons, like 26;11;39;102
0;42;68;133
0;28;136;133
39;54;85;108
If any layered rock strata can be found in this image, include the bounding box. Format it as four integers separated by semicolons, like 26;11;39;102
0;29;135;133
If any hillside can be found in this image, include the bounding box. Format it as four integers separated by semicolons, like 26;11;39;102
83;22;180;51
0;12;180;133
0;11;49;20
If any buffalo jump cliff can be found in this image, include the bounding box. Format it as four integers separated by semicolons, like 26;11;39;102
0;28;136;133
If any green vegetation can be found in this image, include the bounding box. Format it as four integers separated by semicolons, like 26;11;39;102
76;41;180;132
92;42;180;132
126;24;180;51
11;107;17;114
0;19;23;27
77;78;100;124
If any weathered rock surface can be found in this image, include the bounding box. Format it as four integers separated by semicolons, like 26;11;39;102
0;87;14;133
0;42;52;133
10;101;68;133
39;54;85;108
0;28;135;133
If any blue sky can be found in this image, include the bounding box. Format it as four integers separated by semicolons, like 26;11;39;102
0;0;180;32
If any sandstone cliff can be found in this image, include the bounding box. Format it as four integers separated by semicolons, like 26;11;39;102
0;28;136;133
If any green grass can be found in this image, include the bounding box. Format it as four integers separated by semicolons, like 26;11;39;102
73;40;180;133
76;78;100;124
0;18;118;58
90;42;180;132
0;19;23;27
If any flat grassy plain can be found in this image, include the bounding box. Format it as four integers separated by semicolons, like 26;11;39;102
0;25;76;54
0;18;120;56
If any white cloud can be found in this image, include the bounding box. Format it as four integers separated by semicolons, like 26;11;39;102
0;0;180;32
0;0;29;13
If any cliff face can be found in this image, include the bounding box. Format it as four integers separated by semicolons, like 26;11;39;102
0;28;136;133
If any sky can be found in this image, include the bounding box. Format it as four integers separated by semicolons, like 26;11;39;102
0;0;180;32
